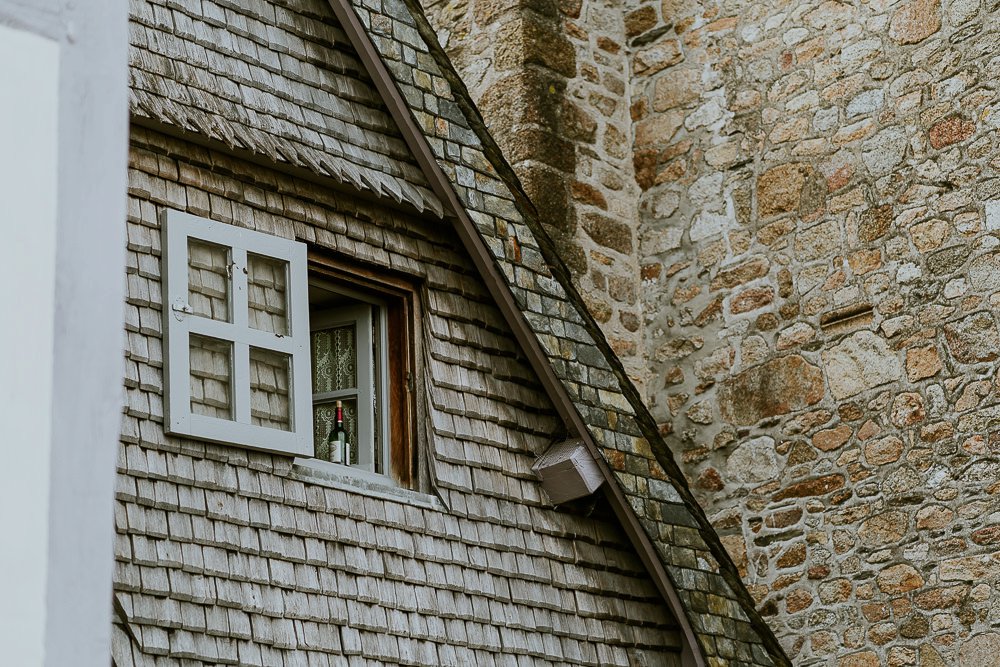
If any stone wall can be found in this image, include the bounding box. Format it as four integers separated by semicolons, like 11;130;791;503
420;0;649;390
428;0;1000;664
627;0;1000;664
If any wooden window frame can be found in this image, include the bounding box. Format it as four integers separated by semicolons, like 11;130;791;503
307;251;419;488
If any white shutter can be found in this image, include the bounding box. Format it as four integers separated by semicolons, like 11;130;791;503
162;210;312;457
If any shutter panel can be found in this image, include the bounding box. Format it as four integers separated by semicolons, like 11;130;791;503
162;210;312;457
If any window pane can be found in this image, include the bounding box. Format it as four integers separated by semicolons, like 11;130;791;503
248;253;289;335
187;239;230;322
313;398;359;465
249;347;291;431
189;334;233;420
311;325;356;393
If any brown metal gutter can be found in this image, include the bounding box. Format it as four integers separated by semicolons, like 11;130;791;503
326;1;704;664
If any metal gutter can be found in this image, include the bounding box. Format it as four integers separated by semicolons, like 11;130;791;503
326;1;705;663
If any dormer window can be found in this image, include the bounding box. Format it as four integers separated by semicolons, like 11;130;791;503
162;210;418;487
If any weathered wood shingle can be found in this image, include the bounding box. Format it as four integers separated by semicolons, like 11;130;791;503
114;128;686;665
128;0;442;216
117;0;790;662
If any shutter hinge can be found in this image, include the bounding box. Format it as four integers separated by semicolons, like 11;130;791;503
171;297;194;321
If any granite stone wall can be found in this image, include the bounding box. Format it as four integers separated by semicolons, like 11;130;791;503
425;0;1000;664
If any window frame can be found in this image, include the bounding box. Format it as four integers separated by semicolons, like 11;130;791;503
309;296;383;473
161;210;313;456
306;252;420;488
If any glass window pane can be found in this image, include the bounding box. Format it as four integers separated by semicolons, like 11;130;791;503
311;325;356;394
187;239;230;322
249;347;291;431
313;403;333;462
313;398;358;465
248;253;289;335
189;334;233;420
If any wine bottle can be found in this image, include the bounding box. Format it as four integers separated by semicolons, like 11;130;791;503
324;425;339;464
333;400;348;465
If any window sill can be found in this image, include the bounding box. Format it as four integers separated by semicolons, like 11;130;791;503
291;457;443;511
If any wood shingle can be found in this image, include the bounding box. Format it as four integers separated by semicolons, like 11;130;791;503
111;0;791;664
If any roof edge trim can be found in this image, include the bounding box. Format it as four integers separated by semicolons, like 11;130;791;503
388;3;793;664
325;0;704;663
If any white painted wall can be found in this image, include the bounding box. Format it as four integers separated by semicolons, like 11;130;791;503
0;1;129;665
0;24;60;667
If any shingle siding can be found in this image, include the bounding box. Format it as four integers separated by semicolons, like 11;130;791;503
119;0;789;661
128;0;442;215
114;127;684;665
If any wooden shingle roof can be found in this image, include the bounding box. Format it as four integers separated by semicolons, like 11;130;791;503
128;0;442;215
